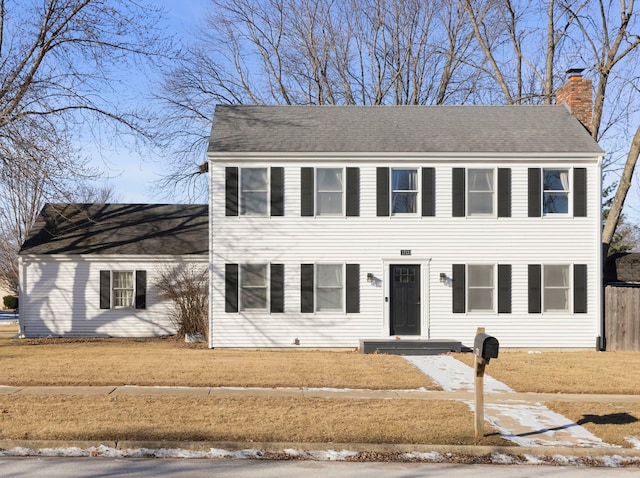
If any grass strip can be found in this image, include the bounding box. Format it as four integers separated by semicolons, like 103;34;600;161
0;338;435;390
0;395;507;446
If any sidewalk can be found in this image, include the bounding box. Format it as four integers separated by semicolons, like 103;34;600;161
2;384;640;403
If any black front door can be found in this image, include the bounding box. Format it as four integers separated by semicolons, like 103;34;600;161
390;264;421;335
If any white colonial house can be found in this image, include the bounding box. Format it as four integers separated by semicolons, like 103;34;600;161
208;73;604;350
18;203;208;337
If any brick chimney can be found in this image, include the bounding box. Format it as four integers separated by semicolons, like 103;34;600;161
556;68;593;134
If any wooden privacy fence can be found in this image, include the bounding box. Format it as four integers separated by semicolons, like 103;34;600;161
605;284;640;351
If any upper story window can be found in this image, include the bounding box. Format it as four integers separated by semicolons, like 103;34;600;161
543;169;569;214
317;168;343;215
377;167;435;217
453;168;510;218
225;167;284;217
391;169;418;214
241;168;268;215
528;168;585;218
467;169;494;215
302;167;359;217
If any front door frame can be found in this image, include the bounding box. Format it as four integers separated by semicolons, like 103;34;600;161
382;258;431;338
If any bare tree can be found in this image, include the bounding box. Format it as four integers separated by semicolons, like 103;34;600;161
154;0;482;196
0;0;170;176
155;263;209;338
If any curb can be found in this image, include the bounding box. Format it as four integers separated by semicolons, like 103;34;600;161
2;439;640;460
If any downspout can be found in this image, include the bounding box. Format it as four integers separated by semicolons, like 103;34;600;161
597;155;605;350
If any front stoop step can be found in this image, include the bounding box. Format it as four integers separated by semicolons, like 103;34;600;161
359;339;462;356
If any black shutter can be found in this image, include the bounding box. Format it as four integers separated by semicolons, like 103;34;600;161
301;168;314;216
225;263;239;313
135;270;146;309
498;168;512;218
452;168;465;217
422;167;435;217
574;168;587;217
528;264;541;313
574;264;587;313
99;270;110;309
270;264;284;313
346;264;360;313
270;167;284;216
346;167;360;217
225;167;239;216
528;168;541;217
497;264;512;313
376;167;389;216
452;264;465;313
301;264;314;313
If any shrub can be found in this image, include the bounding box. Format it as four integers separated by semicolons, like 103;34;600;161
3;295;18;310
155;264;208;338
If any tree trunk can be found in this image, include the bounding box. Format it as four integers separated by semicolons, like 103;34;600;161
602;123;640;259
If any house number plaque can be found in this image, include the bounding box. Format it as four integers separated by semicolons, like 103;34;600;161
400;250;411;256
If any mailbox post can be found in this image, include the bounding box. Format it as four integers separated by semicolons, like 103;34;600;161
473;327;499;438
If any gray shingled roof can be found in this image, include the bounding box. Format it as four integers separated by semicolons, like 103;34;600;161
208;105;603;154
20;204;208;255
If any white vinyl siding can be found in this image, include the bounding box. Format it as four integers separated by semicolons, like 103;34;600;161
19;255;206;338
209;158;601;349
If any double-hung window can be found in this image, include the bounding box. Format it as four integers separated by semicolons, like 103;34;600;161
316;168;343;215
226;166;284;216
543;264;570;312
467;265;494;312
543;169;570;214
452;263;511;314
453;168;510;217
528;263;587;314
100;270;146;310
241;168;268;215
240;263;268;310
467;169;494;215
316;264;344;311
529;168;586;218
112;271;134;308
391;169;418;214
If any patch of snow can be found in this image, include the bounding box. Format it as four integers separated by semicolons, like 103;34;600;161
403;356;512;393
490;452;514;464
402;355;616;448
521;454;547;465
401;451;444;461
625;436;640;449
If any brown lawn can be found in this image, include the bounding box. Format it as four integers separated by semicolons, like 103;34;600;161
2;337;640;446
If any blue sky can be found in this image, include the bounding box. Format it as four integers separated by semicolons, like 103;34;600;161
94;1;640;226
87;0;208;204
